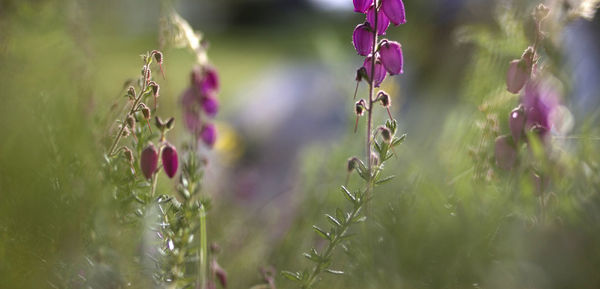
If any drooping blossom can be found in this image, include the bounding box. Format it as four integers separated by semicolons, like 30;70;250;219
367;5;390;35
200;123;217;148
382;0;406;26
193;66;220;97
353;23;374;56
379;40;403;75
521;80;559;137
506;59;531;94
161;143;179;178
353;0;373;13
202;96;219;117
363;54;386;87
141;144;158;179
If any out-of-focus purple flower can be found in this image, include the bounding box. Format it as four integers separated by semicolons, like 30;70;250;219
161;143;178;178
353;23;374;56
181;87;202;133
353;0;373;13
506;59;531;94
495;135;517;170
521;80;559;137
379;40;403;75
363;54;386;87
367;5;390;35
192;66;220;97
202;96;219;117
509;105;525;143
141;144;158;179
382;0;406;26
200;123;217;148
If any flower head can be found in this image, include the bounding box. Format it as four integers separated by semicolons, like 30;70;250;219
382;0;406;26
353;0;373;13
353;22;374;56
367;5;390;35
379;40;403;75
200;123;217;148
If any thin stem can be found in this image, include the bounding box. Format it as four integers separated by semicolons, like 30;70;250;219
366;0;379;196
198;204;208;289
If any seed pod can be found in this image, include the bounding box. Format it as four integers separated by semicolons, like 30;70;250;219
353;0;373;13
141;105;151;120
141;144;159;179
367;5;390;35
161;143;179;178
353;22;374;56
379;39;403;75
382;0;407;26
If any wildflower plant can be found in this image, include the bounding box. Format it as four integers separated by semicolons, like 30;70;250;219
282;0;407;287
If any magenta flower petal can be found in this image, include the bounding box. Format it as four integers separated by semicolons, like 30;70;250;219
382;0;406;26
140;144;158;179
201;96;219;118
521;80;559;136
161;144;178;178
379;40;403;75
200;123;217;148
367;5;390;35
353;23;374;56
353;0;373;13
494;135;517;170
506;59;530;94
181;87;202;133
509;105;525;143
192;66;220;97
363;54;386;87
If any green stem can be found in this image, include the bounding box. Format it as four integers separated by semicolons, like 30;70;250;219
366;0;379;197
198;203;208;289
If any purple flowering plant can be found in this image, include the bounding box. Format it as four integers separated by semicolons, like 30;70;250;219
282;0;407;287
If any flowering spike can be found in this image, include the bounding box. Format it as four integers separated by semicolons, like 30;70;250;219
352;23;374;56
379;40;403;75
382;0;406;26
353;0;373;13
367;5;390;35
141;144;159;179
200;123;217;148
161;143;179;178
363;54;386;87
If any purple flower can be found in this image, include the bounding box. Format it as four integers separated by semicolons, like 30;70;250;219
192;66;220;97
367;5;390;35
495;135;517;170
200;123;217;148
521;80;559;136
181;87;202;133
509;105;525;143
161;143;178;178
202;96;219;118
506;59;530;94
353;23;374;56
382;0;406;26
141;144;158;179
353;0;373;13
363;54;386;87
379;39;403;75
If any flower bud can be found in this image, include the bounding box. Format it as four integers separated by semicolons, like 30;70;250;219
363;54;386;87
506;59;530;94
353;0;373;13
367;5;390;35
200;123;217;148
509;105;525;143
151;50;163;65
494;135;517;170
161;143;178;178
141;144;159;179
353;22;374;56
201;96;219;118
379;40;403;75
347;157;360;172
382;0;406;26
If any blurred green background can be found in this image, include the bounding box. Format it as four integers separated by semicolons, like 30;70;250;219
1;0;600;288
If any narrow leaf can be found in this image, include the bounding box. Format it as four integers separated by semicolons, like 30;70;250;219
325;214;341;227
375;175;395;185
281;271;302;281
325;269;344;275
313;225;330;240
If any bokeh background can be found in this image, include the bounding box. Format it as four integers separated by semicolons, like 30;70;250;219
1;0;600;288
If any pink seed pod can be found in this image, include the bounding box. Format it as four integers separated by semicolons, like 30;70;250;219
367;5;390;35
201;96;219;118
494;135;517;170
506;59;530;94
509;105;525;143
379;39;403;75
161;143;178;178
363;54;386;87
200;123;217;148
382;0;406;26
353;0;373;13
141;144;159;179
352;22;374;56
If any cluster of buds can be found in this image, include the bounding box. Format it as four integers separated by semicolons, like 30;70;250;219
181;65;220;148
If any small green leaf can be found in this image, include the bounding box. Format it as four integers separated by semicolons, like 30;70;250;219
313;225;330;240
281;271;302;281
340;186;356;203
325;269;344;275
336;208;345;223
392;133;406;146
325;214;341;227
353;215;367;223
375;175;395;185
